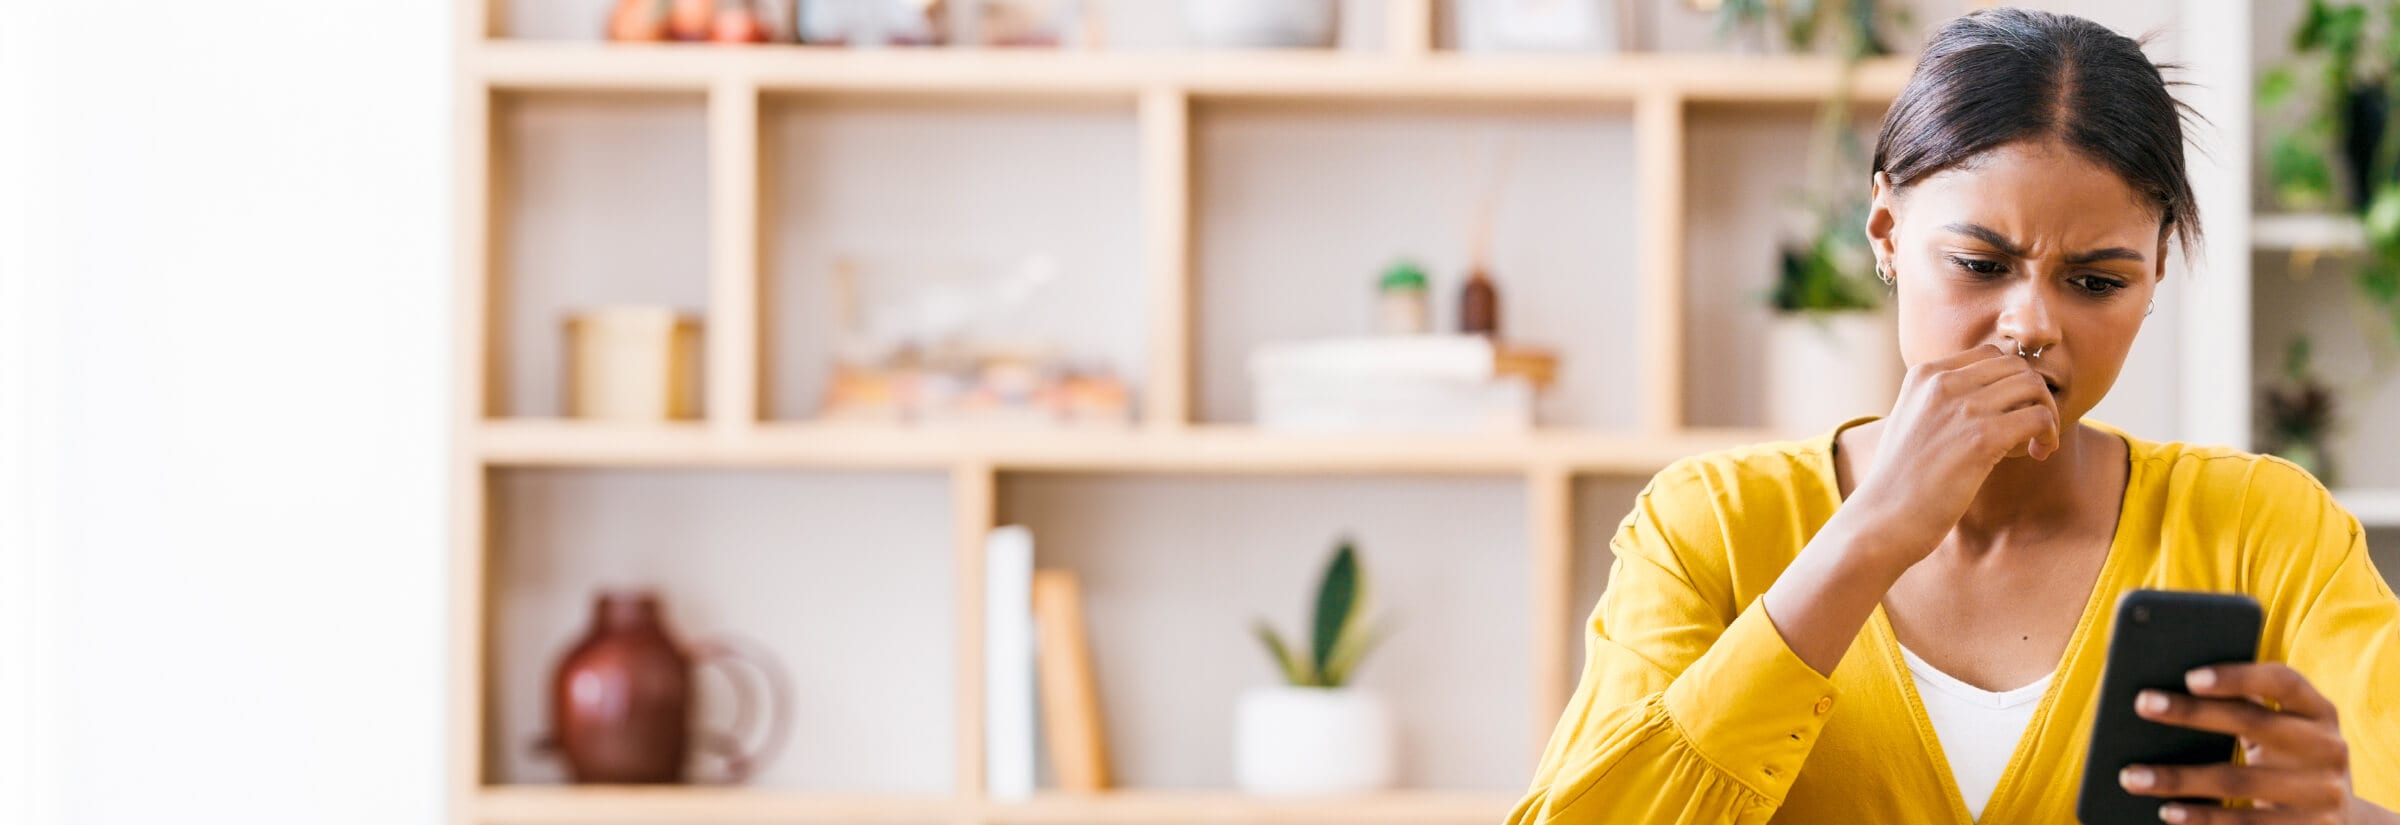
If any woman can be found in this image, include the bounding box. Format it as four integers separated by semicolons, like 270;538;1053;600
1511;9;2399;825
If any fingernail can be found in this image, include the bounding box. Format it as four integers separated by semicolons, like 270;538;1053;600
2160;803;2187;823
2187;668;2215;690
2138;690;2170;714
2122;766;2154;790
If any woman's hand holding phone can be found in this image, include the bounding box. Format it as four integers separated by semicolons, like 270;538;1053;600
2118;663;2394;824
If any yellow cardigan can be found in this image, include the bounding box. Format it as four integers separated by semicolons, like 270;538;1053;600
1510;417;2400;824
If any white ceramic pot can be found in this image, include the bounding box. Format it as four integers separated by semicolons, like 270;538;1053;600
1765;310;1901;437
1456;0;1619;53
1182;0;1338;49
1232;685;1395;795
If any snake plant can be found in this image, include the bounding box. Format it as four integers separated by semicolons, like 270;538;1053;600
1253;539;1388;689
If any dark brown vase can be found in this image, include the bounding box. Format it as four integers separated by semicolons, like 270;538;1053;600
542;591;787;784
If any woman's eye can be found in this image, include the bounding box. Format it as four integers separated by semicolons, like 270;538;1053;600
1948;255;2006;276
2069;274;2127;295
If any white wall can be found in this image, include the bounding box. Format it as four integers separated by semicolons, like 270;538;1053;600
0;2;2221;823
0;2;450;824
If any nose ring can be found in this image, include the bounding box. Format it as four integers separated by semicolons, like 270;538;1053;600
2005;337;2045;358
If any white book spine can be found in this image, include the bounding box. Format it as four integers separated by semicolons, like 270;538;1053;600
983;525;1037;800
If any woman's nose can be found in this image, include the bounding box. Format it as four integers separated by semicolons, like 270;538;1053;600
1995;281;2060;356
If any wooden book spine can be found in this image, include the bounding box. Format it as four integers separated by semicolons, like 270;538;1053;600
1031;569;1112;792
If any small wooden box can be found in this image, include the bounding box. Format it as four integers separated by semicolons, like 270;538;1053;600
564;306;701;421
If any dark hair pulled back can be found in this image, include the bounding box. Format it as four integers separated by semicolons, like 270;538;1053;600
1873;8;2203;256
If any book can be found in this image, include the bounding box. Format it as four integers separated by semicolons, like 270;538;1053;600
1247;335;1553;433
1248;335;1498;383
1031;569;1112;792
984;526;1037;800
1253;374;1535;433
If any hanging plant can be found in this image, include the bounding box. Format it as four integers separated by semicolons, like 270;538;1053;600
2259;0;2400;343
1715;0;1910;314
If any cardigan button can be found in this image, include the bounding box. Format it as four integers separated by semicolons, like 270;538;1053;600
1813;696;1833;715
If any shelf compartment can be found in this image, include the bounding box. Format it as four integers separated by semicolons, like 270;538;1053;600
475;420;1773;474
485;468;957;792
466;42;1915;103
1679;102;1893;431
1189;98;1640;430
476;786;960;824
997;473;1533;789
492;90;713;419
2251;240;2400;491
758;94;1146;425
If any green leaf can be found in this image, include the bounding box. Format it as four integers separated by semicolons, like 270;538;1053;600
2260;66;2297;106
1713;0;1769;42
1310;540;1362;682
1782;0;1819;53
2364;183;2400;245
1319;616;1397;688
2297;0;2331;51
2362;259;2400;304
2269;133;2336;211
1253;619;1313;686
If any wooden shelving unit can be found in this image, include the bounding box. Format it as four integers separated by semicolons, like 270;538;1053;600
475;787;964;825
448;3;1917;824
474;786;1510;825
985;790;1516;825
464;40;1915;102
2244;213;2400;528
473;420;1777;474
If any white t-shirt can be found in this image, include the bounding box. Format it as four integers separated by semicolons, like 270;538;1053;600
1897;642;2054;821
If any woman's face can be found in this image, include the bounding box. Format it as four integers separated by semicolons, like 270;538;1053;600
1865;138;2169;432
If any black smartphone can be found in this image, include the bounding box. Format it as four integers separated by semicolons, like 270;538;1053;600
2077;589;2264;825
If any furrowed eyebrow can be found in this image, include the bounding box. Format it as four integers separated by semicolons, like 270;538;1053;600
1942;222;2145;266
2064;247;2147;265
1943;223;2026;257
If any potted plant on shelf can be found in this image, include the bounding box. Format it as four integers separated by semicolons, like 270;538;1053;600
1709;0;1905;57
1734;0;1904;434
1766;204;1896;435
1235;538;1395;796
2264;336;2340;484
2259;0;2400;342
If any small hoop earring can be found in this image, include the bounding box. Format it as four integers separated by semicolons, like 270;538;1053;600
1877;262;1894;286
2145;300;2155;318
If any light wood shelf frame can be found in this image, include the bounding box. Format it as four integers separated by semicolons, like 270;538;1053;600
472;786;1512;825
449;2;1916;823
464;41;1915;102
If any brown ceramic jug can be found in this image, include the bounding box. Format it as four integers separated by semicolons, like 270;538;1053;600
538;590;788;783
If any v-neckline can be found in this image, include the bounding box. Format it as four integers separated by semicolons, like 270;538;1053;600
1811;415;2143;825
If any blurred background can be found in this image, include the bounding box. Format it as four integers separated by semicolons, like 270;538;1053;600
3;1;2395;824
